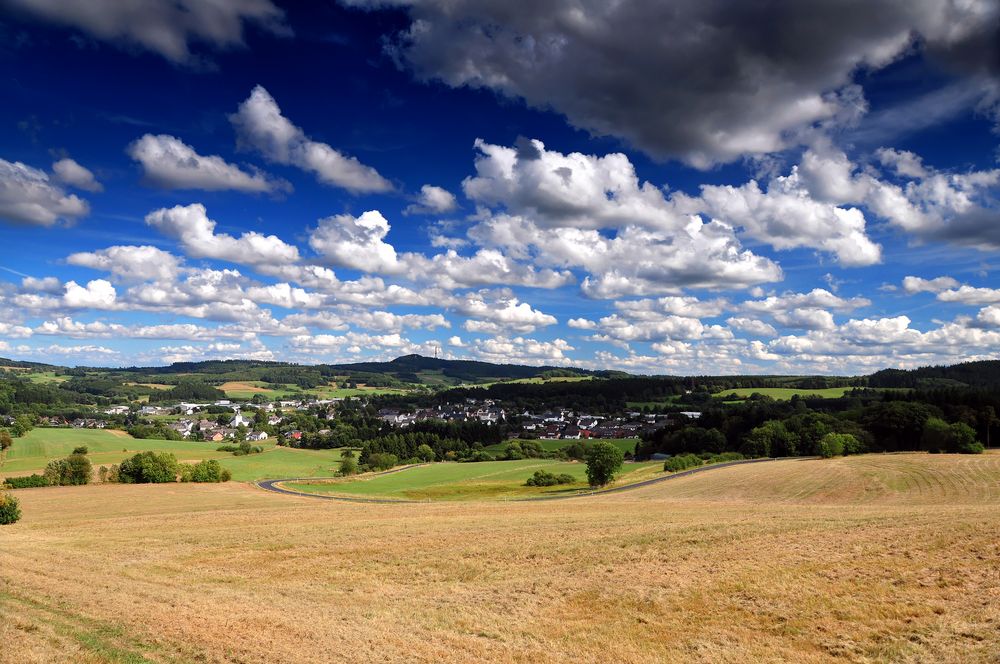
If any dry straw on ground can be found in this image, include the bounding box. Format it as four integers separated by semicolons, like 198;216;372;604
3;454;1000;663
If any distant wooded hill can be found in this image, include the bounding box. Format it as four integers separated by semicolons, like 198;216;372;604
2;354;998;391
868;360;1000;390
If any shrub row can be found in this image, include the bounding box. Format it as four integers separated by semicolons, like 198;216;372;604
524;470;576;487
216;442;263;456
663;453;704;472
3;474;49;489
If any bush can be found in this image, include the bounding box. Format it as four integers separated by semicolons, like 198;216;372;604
501;441;525;460
0;430;13;451
117;451;179;484
43;453;92;486
3;474;49;489
520;440;544;458
947;422;982;454
0;490;20;525
217;442;263;456
188;459;231;483
463;450;495;462
415;444;436;462
706;452;745;464
663;453;703;472
525;470;576;487
339;456;358;476
72;445;89;455
368;452;399;471
585;441;624;487
922;419;984;454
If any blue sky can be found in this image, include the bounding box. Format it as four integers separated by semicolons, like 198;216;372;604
1;0;999;373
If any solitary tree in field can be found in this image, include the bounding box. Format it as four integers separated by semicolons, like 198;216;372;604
585;441;624;487
0;430;12;452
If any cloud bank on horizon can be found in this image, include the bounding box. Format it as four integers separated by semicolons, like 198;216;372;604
1;0;999;374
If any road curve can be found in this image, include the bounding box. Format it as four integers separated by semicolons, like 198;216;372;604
253;456;816;504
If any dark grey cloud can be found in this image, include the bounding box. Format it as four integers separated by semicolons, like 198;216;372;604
347;0;1000;166
0;0;290;64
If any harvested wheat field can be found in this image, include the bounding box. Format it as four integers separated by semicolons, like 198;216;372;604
3;454;1000;663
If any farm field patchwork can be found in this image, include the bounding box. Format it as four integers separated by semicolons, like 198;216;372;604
286;458;664;501
218;380;410;400
3;454;1000;662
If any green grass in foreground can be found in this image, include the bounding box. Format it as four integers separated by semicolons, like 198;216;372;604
286;458;662;501
0;427;346;481
714;386;854;400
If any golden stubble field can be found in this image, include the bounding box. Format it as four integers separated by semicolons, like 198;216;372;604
2;454;1000;663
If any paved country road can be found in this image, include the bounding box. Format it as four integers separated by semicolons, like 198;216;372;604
254;457;816;504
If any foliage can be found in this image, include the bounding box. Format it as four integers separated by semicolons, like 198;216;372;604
117;451;180;484
339;456;358;476
585;441;624;487
217;442;263;456
0;489;20;525
0;429;12;450
72;445;89;455
11;414;35;437
148;381;226;403
415;443;436;462
3;474;49;488
128;422;183;441
185;459;231;483
663;453;703;472
367;452;399;471
524;470;575;487
705;452;745;463
43;453;92;485
817;433;856;458
740;420;799;458
922;418;983;454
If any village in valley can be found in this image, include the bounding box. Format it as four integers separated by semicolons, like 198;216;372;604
22;394;699;448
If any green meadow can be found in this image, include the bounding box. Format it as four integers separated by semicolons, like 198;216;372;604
285;458;662;501
0;427;346;482
713;386;855;400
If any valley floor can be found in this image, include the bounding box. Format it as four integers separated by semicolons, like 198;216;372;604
3;454;1000;663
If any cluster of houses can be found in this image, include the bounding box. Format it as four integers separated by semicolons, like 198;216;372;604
17;393;701;444
520;410;700;440
377;400;507;427
518;410;671;439
375;398;700;440
162;411;271;442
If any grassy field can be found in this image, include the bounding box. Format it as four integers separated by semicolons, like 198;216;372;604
467;375;595;388
286;458;662;501
0;428;237;475
219;380;409;400
3;453;1000;662
714;386;854;400
0;427;346;482
22;371;70;384
222;446;345;482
